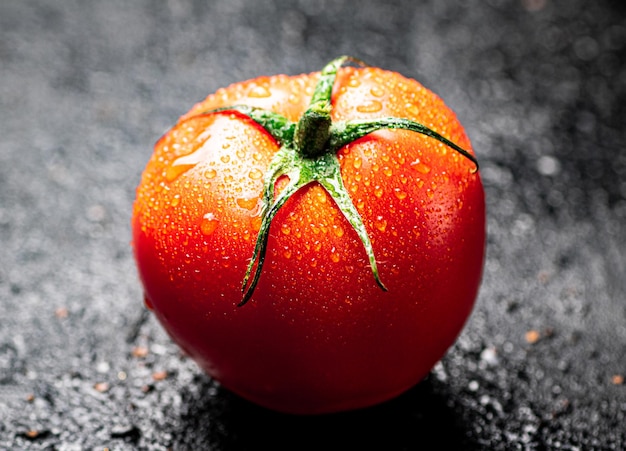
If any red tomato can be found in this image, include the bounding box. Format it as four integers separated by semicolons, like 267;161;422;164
132;57;485;414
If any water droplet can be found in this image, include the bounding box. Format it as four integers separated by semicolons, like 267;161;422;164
204;168;217;179
394;189;408;200
170;195;181;207
370;86;384;97
383;167;393;177
345;265;354;274
333;225;345;238
248;84;271;98
374;186;384;198
250;215;262;232
220;155;231;164
348;78;361;87
375;216;388;232
281;223;291;235
200;213;219;235
352;156;362;169
331;252;340;263
283;249;292;259
236;197;259;211
248;168;263;180
411;159;431;174
357;100;382;113
407;103;421;116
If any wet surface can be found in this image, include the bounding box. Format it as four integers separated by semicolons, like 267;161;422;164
1;0;625;449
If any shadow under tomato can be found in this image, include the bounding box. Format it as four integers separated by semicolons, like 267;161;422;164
173;374;479;450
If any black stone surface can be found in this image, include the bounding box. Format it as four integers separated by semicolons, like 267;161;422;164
1;0;625;449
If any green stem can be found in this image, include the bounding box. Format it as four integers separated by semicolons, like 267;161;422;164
186;57;478;305
240;163;309;306
330;117;479;170
190;105;295;144
293;56;366;158
315;153;387;292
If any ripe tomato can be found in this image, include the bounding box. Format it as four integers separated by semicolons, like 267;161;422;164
132;57;485;414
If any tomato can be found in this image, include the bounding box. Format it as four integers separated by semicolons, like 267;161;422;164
132;57;485;414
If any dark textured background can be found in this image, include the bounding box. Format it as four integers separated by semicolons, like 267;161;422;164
1;0;625;449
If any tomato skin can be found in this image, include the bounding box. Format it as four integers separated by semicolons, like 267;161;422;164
132;65;485;414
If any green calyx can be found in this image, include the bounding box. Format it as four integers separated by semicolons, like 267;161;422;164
194;56;479;306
